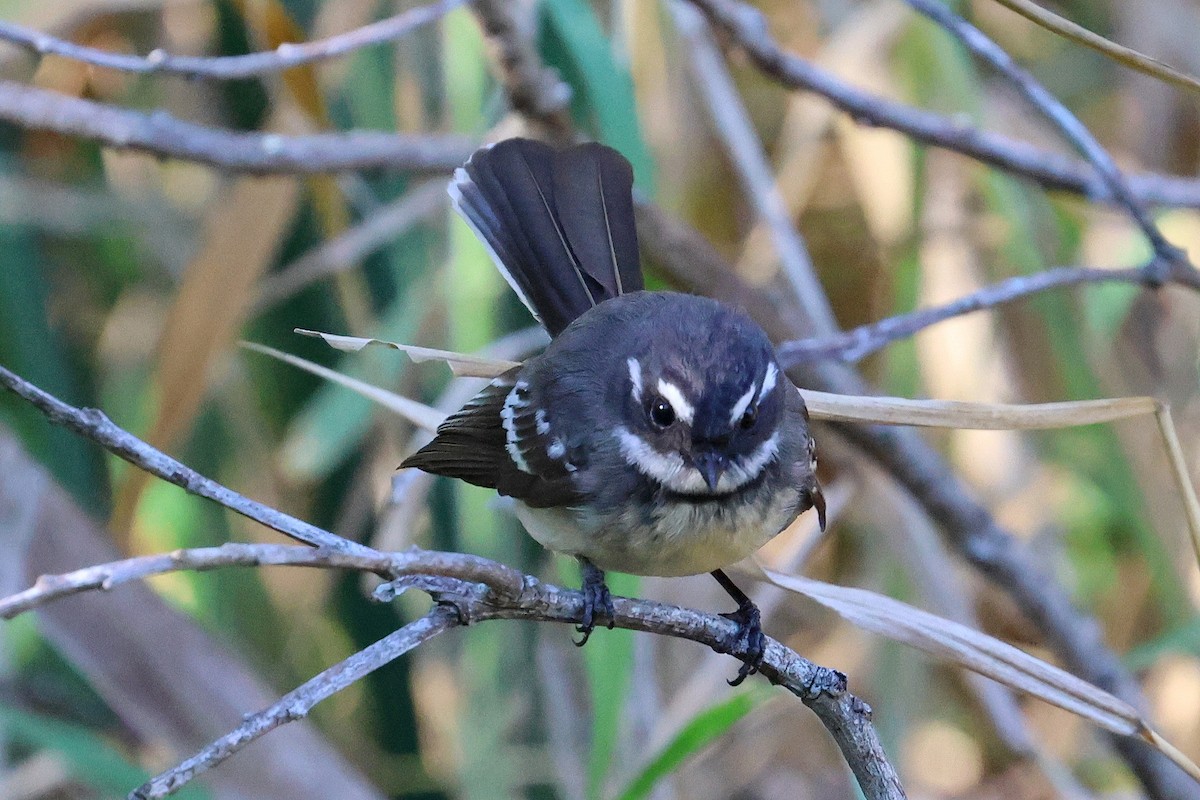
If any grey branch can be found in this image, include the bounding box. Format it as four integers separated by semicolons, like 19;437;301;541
0;366;904;800
0;362;373;557
0;0;465;80
0;9;1193;209
0;80;476;175
778;261;1200;365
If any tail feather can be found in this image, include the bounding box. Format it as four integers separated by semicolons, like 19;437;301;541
450;138;643;336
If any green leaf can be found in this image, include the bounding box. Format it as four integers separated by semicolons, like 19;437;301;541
0;703;209;799
613;687;771;800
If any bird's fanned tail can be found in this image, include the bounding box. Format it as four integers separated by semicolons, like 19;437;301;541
449;138;643;336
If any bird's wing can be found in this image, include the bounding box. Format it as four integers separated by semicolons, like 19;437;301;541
400;367;583;508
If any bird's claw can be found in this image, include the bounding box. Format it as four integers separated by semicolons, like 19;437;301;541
721;599;765;686
574;560;614;646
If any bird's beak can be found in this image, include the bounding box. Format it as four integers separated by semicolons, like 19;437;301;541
694;451;727;492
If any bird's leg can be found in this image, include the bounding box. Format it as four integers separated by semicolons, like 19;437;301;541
574;557;615;646
711;569;766;686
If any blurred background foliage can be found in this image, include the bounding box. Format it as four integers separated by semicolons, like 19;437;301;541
0;0;1199;798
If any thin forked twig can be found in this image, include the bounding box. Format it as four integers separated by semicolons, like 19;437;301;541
132;607;462;799
901;0;1184;271
777;262;1200;366
0;0;465;80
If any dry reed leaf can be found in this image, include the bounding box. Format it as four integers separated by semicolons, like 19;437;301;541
758;567;1200;783
293;328;521;377
991;0;1200;94
242;341;447;433
113;177;300;537
289;337;1200;565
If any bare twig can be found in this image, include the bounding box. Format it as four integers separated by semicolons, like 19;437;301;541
0;367;903;800
778;261;1200;365
901;0;1184;270
3;58;1200;212
0;0;465;80
989;0;1200;94
0;362;371;556
0;80;476;175
132;607;462;799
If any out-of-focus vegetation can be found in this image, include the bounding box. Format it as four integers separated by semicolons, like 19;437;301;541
0;1;1199;798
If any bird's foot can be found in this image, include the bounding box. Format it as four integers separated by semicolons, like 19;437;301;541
720;598;765;686
574;558;615;646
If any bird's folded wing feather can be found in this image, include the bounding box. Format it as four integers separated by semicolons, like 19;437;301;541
400;368;582;508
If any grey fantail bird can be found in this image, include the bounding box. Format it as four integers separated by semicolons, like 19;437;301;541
402;138;825;684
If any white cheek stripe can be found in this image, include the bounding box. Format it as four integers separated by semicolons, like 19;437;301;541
614;428;780;495
724;432;780;489
729;383;757;427
656;379;695;424
616;427;704;493
757;363;778;403
501;382;533;474
627;357;643;403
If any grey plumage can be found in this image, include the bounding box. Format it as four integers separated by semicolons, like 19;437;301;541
404;138;825;681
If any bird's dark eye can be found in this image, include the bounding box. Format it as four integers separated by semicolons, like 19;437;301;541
739;406;758;430
649;397;676;428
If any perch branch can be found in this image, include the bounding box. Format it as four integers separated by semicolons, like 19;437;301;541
0;0;465;80
0;80;476;175
778;261;1200;365
0;367;903;800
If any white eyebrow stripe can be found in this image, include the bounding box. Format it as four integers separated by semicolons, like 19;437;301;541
627;357;643;403
757;363;778;403
656;379;694;424
729;383;757;426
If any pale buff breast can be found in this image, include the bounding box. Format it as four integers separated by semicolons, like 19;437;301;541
514;483;801;577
